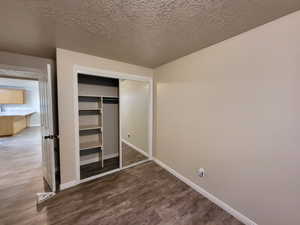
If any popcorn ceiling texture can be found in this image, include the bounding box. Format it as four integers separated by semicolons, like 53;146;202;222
1;0;300;67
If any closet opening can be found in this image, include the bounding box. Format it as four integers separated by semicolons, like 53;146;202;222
75;68;153;184
77;74;120;180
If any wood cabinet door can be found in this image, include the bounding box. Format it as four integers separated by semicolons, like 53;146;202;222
0;88;24;104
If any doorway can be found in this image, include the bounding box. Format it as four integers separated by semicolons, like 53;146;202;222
0;77;47;193
0;64;58;196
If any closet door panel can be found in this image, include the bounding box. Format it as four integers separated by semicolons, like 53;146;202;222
120;80;150;167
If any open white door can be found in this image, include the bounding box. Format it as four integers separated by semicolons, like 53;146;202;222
39;64;56;192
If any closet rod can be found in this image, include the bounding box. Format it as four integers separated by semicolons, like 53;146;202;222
103;97;119;104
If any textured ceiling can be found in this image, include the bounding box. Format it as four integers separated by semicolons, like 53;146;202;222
1;0;300;68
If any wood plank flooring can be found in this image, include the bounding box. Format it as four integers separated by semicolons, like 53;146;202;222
0;127;244;225
80;157;119;179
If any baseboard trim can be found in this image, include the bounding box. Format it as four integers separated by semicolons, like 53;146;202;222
121;139;149;158
59;180;78;191
153;158;257;225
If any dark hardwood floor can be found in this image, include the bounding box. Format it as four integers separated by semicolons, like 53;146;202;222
0;127;243;225
80;157;119;179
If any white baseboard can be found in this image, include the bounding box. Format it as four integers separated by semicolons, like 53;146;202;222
59;180;78;191
153;158;257;225
121;139;149;158
80;153;119;166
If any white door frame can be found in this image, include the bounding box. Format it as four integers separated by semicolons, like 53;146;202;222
0;63;57;191
73;65;153;184
39;64;56;191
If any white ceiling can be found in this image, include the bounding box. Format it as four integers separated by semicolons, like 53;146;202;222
1;0;300;68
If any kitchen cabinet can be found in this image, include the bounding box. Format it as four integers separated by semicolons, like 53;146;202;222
0;111;35;136
0;88;24;104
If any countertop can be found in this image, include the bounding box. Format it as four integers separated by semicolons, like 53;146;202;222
0;110;36;117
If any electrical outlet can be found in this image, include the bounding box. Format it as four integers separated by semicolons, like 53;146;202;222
197;168;205;177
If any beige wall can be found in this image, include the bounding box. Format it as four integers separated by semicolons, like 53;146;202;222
56;48;153;184
120;80;149;153
155;11;300;225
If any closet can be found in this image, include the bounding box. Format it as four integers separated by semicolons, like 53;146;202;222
77;74;119;180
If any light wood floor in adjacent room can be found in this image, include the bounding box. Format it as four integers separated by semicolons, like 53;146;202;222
0;127;243;225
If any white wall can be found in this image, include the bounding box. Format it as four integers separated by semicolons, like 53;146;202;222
120;80;149;153
155;11;300;225
0;77;40;126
